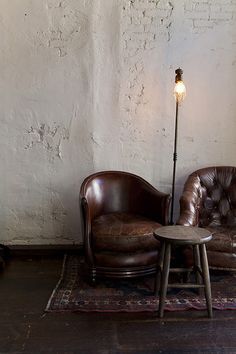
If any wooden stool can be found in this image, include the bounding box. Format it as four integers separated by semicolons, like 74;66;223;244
153;225;213;318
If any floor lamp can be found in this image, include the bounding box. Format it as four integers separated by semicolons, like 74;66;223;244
170;68;186;225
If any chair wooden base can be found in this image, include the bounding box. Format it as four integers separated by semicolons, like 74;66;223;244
82;262;157;283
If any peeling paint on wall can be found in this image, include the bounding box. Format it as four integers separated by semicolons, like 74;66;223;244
37;0;90;57
24;123;70;160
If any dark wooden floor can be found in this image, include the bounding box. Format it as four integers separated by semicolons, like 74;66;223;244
1;256;236;354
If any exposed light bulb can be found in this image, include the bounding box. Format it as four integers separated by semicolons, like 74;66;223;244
174;80;186;102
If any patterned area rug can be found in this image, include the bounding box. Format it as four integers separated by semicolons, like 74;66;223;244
45;255;236;313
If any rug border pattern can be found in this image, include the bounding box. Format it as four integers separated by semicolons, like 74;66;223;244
45;255;236;313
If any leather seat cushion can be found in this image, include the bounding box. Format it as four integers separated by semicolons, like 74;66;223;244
92;212;161;252
207;250;236;270
183;225;236;269
184;247;236;270
205;226;236;253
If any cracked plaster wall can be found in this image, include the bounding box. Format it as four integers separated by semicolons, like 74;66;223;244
0;0;236;244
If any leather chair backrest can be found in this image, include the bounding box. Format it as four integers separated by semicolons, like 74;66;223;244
191;166;236;227
80;171;160;220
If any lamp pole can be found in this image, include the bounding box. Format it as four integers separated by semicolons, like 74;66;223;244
170;68;186;225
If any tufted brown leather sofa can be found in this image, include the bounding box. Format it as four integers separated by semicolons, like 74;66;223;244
80;171;171;282
177;166;236;270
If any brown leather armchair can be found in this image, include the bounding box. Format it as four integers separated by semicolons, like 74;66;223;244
80;171;171;282
177;166;236;270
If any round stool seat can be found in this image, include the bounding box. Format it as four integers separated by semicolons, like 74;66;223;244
154;225;212;245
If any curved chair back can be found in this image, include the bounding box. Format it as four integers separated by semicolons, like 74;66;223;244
80;170;168;223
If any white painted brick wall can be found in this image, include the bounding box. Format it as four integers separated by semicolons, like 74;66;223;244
1;0;236;244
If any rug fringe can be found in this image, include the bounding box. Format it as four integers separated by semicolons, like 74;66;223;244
45;254;67;312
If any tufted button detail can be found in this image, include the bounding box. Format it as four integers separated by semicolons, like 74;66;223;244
178;166;236;270
211;186;222;203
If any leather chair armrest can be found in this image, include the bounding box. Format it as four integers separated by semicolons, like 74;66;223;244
140;187;171;225
177;192;198;226
80;197;94;265
177;175;201;226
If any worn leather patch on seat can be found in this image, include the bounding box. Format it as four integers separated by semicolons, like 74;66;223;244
92;212;161;252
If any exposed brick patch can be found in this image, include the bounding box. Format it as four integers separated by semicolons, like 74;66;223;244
121;0;174;126
122;0;174;59
184;0;236;33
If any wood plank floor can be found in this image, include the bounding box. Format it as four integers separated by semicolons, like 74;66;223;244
1;256;236;353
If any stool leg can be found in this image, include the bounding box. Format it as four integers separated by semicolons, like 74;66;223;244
154;241;165;296
193;245;202;295
159;242;171;318
199;244;213;318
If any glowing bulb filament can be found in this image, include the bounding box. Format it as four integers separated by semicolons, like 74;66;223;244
174;80;186;102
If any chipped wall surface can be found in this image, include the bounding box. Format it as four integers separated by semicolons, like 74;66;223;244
0;0;236;244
